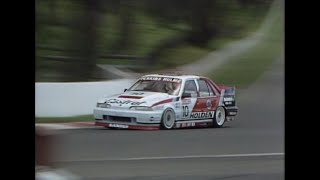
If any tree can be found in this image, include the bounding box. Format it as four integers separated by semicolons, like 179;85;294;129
63;0;102;81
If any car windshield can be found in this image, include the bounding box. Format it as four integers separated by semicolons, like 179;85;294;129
128;78;182;95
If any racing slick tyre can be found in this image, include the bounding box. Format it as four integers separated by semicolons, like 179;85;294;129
160;108;176;130
212;106;226;128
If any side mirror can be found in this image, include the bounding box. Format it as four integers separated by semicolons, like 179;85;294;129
182;92;191;98
124;89;127;92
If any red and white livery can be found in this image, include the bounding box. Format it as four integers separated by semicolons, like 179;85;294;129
94;74;238;130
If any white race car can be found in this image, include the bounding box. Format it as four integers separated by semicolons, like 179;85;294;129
94;74;238;130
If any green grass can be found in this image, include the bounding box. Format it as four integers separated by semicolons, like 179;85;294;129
208;6;284;89
36;115;94;123
150;6;270;73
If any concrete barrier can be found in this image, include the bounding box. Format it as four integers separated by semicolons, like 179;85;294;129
35;79;136;117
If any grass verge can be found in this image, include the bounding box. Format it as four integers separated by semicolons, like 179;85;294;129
208;5;283;89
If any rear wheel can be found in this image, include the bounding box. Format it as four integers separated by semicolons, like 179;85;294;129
161;109;176;130
212;107;226;128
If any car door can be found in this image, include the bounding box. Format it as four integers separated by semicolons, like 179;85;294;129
191;79;220;119
180;79;198;120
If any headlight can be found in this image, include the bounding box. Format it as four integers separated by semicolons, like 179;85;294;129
130;106;153;111
96;103;111;108
152;105;164;110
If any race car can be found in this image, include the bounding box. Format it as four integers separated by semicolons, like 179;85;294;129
94;74;238;130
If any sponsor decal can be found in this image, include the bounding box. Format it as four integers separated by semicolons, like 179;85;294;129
118;95;142;99
206;99;212;110
186;122;195;127
182;99;191;104
190;111;215;119
140;76;182;83
106;99;146;105
175;102;180;109
109;124;129;128
162;77;182;83
140;76;162;81
224;97;234;101
176;122;195;128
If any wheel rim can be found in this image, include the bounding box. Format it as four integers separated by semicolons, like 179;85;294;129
164;110;175;128
216;107;225;126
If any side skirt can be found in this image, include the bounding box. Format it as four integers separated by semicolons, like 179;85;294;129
174;119;213;129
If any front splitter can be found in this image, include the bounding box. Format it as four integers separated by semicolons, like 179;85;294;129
95;121;161;130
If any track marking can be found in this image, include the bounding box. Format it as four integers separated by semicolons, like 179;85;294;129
55;152;284;163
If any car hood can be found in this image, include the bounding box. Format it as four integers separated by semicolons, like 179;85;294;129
98;91;177;108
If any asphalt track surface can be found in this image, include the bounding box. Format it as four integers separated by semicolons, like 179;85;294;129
51;56;284;180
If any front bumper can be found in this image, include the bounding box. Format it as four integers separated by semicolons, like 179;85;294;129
94;107;163;124
95;121;160;130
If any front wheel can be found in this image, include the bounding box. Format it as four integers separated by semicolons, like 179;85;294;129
212;107;226;128
160;109;176;130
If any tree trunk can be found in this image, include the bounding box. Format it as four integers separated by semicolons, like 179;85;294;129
62;0;102;81
110;4;134;54
187;0;215;47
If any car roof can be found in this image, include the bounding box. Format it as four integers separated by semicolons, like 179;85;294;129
143;74;203;80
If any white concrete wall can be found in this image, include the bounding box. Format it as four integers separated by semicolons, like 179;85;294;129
35;79;136;117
